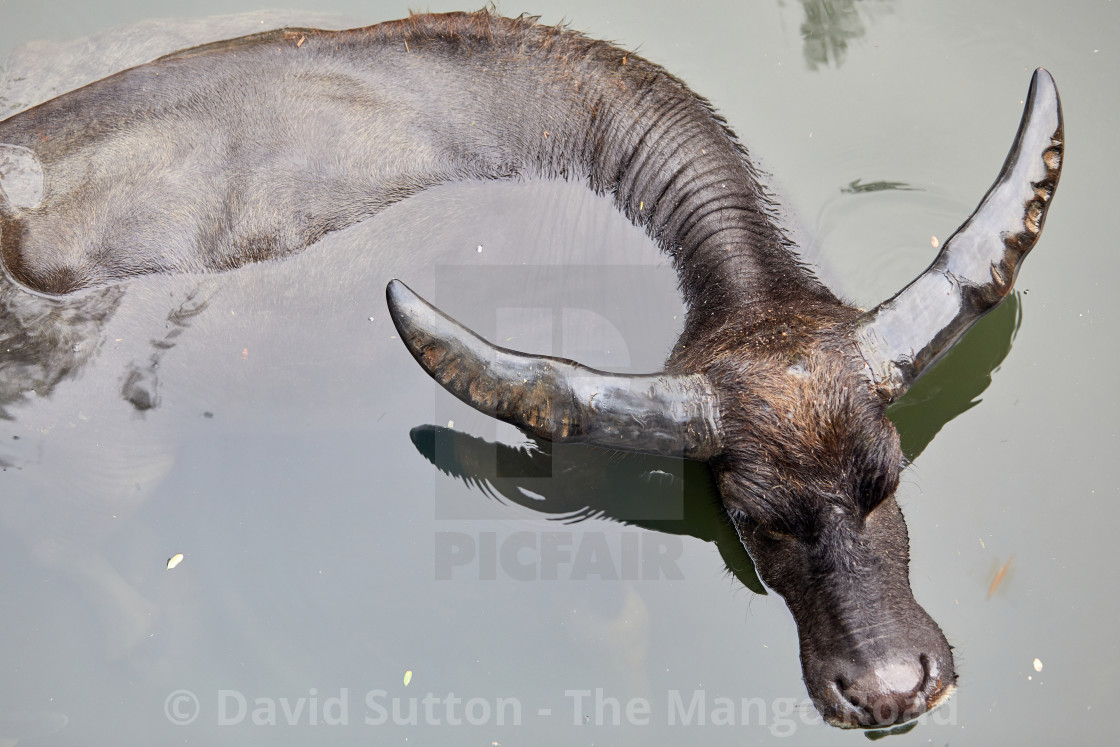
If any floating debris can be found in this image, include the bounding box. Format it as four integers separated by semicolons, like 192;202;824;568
403;670;413;687
1034;658;1043;672
931;235;940;248
166;553;184;570
987;554;1014;599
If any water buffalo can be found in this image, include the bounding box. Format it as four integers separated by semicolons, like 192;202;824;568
0;10;1062;728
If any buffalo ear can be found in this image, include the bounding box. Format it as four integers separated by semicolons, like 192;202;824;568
386;279;723;459
855;69;1063;401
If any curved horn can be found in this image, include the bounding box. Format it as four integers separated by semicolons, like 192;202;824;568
386;280;723;459
855;68;1063;401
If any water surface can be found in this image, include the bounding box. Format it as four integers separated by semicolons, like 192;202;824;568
0;0;1114;744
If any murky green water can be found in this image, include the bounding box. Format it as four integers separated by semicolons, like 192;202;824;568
0;0;1114;744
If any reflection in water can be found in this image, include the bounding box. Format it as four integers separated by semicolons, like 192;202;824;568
841;178;916;194
120;284;214;412
888;294;1021;460
865;720;918;740
0;278;124;424
0;269;210;657
410;425;766;594
0;268;213;433
785;0;892;70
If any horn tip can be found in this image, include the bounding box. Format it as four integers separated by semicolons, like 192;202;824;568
1031;67;1055;90
1027;68;1060;120
385;278;427;347
386;278;429;330
386;278;414;309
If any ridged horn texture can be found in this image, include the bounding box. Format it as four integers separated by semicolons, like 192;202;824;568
386;280;723;460
855;68;1063;401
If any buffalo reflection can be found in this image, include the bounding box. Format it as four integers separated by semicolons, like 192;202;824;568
787;0;893;70
0;279;125;424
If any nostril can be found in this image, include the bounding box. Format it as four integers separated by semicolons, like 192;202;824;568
918;653;932;692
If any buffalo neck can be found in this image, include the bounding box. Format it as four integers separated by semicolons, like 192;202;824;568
303;14;841;317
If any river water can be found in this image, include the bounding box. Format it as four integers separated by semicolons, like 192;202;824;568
0;0;1114;744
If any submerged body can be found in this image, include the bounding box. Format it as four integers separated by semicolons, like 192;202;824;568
0;11;1062;728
